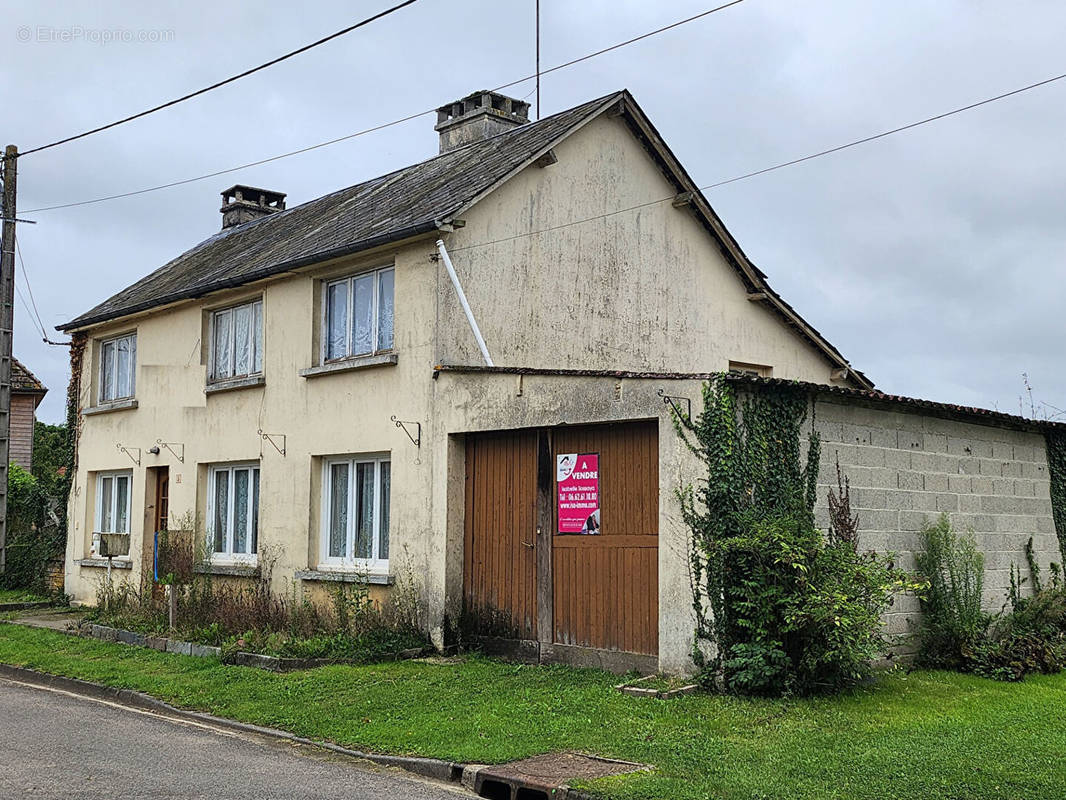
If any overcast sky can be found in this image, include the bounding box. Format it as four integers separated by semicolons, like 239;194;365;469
3;0;1063;423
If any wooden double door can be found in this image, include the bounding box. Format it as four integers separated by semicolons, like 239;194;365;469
463;421;659;657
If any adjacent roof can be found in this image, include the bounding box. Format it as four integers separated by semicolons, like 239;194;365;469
58;90;870;389
11;357;47;395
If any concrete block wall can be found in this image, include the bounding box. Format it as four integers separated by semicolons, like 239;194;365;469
810;399;1059;640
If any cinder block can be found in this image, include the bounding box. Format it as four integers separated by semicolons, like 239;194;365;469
924;433;948;453
991;442;1015;460
814;421;844;443
958;494;981;513
842;424;875;446
1013;444;1036;463
1000;461;1024;479
911;493;939;512
924;473;950;493
856;509;899;531
910;452;939;472
971;476;994;495
853;446;887;468
1014;480;1035;498
883;449;912;469
869;427;898;449
948;476;972;494
898;472;923;491
852;488;887;509
897;430;924;451
979;459;1003;477
884;489;915;510
1022;461;1048;480
900;510;937;532
959;458;981;475
936;494;959;512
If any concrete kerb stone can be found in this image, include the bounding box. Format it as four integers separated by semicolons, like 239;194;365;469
0;662;465;786
0;601;55;612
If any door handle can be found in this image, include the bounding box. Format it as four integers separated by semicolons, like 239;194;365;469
522;540;536;549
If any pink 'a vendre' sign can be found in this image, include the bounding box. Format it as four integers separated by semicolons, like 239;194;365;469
557;453;600;534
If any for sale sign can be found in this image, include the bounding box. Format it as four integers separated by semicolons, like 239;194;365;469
557;453;600;534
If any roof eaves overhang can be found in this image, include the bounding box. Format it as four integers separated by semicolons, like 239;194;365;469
57;219;442;333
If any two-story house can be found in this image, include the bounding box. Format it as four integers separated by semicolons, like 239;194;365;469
59;89;867;673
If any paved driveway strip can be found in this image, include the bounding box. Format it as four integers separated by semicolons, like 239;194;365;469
0;678;473;800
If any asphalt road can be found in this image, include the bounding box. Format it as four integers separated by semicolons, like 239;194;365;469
0;678;472;799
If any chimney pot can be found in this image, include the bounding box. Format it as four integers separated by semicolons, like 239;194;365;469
220;184;286;230
434;90;530;153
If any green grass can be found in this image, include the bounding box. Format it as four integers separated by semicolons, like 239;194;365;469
0;589;49;604
1;623;1064;799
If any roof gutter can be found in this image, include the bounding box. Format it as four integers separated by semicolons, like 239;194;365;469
57;220;441;332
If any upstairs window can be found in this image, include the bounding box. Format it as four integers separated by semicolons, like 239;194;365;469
99;333;136;403
324;267;394;362
208;463;260;560
211;300;263;381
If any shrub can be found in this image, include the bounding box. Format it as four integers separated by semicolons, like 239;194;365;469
719;512;914;695
676;377;916;696
2;463;64;596
914;514;988;669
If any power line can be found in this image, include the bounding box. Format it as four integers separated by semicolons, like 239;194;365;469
23;0;748;214
15;239;68;345
447;69;1066;253
20;0;422;156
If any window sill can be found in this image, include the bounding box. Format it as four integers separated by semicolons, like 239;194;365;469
299;353;398;378
205;375;265;395
295;569;394;586
194;562;260;578
76;557;133;569
83;399;138;416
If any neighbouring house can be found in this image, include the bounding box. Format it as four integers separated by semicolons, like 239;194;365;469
10;357;47;471
58;89;1063;674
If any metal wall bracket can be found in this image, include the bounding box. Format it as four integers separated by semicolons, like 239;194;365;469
658;388;692;420
391;415;421;448
258;430;286;457
116;443;141;466
156;439;185;463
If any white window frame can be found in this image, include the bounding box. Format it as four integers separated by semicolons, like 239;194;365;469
94;470;132;534
320;454;391;572
98;333;137;403
208;299;263;383
206;462;260;563
321;266;394;363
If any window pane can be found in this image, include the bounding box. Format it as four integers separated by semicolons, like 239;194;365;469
213;470;229;553
251;469;260;553
101;342;115;401
234;305;252;377
379;462;390;561
352;275;374;355
116;337;132;399
129;336;136;395
115;476;129;534
233;469;249;554
213;310;232;379
100;476;113;532
326;282;348;360
355;462;375;559
329;463;349;558
252;302;263;374
377;269;394;351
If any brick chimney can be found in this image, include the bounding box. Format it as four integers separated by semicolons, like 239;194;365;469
435;90;530;153
220;185;286;230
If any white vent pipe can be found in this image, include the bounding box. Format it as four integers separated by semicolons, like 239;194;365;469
436;239;494;367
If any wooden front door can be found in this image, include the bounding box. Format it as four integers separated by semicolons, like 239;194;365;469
552;422;659;655
463;430;539;640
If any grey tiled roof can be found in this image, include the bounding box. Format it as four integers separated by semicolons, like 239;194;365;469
60;93;619;331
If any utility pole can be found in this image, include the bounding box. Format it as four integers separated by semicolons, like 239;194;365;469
0;144;17;574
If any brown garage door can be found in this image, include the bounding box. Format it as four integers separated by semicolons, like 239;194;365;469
552;422;659;655
463;430;539;640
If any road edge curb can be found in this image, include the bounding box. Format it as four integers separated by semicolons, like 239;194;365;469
0;662;464;784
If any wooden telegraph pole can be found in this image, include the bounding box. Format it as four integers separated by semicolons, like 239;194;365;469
0;145;18;574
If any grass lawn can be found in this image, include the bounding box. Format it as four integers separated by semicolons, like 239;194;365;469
0;589;49;604
1;624;1064;800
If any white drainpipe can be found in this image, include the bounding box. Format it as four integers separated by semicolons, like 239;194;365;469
436;239;494;367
